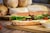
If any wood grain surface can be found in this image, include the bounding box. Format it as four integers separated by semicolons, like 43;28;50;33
0;21;50;33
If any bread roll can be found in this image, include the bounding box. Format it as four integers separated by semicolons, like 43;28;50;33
3;0;18;8
18;0;32;7
0;4;8;16
27;0;32;5
27;5;49;16
9;7;29;16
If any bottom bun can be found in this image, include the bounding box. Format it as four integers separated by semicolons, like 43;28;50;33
12;20;41;26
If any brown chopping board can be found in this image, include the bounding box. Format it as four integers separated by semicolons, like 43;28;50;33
6;25;50;33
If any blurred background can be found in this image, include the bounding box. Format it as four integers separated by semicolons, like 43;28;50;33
0;0;50;4
32;0;49;4
0;0;3;4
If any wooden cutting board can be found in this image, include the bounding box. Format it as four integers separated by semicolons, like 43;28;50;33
6;25;50;33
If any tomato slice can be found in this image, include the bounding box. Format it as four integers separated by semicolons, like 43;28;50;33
43;17;48;20
0;25;2;30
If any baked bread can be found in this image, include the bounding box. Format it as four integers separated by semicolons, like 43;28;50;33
9;7;29;16
3;0;18;8
18;0;32;7
27;5;49;16
0;4;8;16
27;0;32;5
12;20;41;26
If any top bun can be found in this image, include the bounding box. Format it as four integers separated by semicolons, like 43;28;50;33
27;5;49;15
28;5;48;11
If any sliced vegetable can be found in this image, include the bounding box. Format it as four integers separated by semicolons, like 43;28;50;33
43;17;48;20
0;25;2;30
11;16;17;20
43;14;49;17
25;16;31;18
16;17;25;21
0;23;2;30
11;14;50;20
34;15;44;20
11;16;31;21
48;16;50;19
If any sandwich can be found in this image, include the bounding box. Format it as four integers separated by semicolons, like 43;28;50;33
10;5;49;26
11;14;50;26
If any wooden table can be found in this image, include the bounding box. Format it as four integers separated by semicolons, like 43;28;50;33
0;21;33;33
6;25;50;33
0;21;50;33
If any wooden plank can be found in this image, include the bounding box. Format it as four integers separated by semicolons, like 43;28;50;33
6;25;50;33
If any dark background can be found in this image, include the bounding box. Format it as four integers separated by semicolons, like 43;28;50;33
32;0;50;4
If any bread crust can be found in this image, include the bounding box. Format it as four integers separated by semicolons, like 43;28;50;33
18;0;32;7
12;20;41;26
3;0;18;8
0;5;8;16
